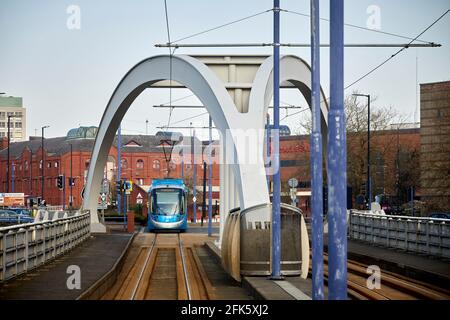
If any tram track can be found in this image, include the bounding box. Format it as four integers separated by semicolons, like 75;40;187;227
105;233;214;300
321;253;450;300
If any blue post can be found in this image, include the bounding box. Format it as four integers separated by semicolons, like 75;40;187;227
181;151;185;180
271;0;282;280
266;113;271;189
208;116;213;236
117;125;122;216
310;0;324;300
192;130;197;223
328;0;347;300
123;178;127;228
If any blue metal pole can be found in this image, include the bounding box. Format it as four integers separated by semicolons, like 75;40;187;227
123;178;127;228
192;129;197;223
266;113;271;189
181;152;185;180
117;125;122;216
208;116;213;236
271;0;282;280
310;0;324;300
328;0;347;300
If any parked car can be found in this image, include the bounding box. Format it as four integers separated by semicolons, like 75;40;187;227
8;208;32;216
0;209;34;224
429;212;450;219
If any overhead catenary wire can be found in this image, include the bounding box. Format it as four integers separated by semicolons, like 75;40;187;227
284;8;434;45
344;9;449;90
170;9;272;44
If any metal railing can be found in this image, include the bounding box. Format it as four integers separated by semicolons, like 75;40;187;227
349;210;450;259
0;211;91;282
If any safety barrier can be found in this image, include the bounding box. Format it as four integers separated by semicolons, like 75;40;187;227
222;203;310;281
349;210;450;259
0;211;91;282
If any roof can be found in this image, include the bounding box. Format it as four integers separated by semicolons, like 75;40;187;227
0;96;23;108
0;134;203;160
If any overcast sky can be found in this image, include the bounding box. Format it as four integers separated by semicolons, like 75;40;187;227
1;0;449;140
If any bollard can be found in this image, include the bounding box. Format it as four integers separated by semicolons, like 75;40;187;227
127;212;135;233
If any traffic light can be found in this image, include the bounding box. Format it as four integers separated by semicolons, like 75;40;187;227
125;181;133;192
57;175;65;190
68;177;76;187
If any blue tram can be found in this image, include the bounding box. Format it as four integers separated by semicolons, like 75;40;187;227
147;179;188;232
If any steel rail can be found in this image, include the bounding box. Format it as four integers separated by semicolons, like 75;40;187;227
178;233;192;300
130;233;158;300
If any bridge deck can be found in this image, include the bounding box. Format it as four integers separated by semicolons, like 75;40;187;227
0;233;133;300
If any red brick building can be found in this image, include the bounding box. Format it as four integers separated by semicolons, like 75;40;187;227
0;126;420;215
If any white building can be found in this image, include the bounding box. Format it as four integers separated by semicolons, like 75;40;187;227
0;96;27;142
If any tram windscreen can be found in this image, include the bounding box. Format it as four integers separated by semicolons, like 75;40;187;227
152;188;182;215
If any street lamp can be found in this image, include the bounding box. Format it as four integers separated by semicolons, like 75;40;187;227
41;125;50;204
353;93;371;210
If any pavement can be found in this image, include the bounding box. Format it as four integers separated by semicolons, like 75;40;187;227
0;233;133;300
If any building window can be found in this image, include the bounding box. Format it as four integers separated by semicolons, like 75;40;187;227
0;112;5;119
24;161;29;171
47;162;52;168
39;160;43;169
169;162;176;170
152;160;160;170
0;132;5;137
15;122;22;128
137;178;144;185
0;122;5;128
54;161;59;168
136;159;144;169
121;159;128;169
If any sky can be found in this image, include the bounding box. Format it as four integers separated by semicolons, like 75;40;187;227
0;0;449;140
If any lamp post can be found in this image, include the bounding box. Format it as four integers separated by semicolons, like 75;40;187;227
353;93;371;210
69;143;73;208
7;115;12;193
41;125;50;203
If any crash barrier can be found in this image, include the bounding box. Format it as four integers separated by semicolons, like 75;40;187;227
221;203;310;281
349;210;450;259
0;211;90;281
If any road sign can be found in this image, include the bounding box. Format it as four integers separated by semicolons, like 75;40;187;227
288;178;298;188
101;178;109;194
192;196;197;203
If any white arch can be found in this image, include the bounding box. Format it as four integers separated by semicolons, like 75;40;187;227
250;55;329;139
82;55;269;232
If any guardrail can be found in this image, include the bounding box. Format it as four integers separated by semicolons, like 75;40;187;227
349;210;450;259
0;211;91;282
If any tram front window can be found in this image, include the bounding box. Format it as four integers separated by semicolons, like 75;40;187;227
153;189;182;215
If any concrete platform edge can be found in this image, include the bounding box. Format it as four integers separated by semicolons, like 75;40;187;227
76;232;137;300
